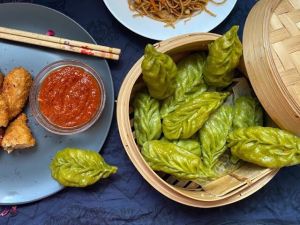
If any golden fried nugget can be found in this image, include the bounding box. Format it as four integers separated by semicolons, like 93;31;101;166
2;113;36;153
2;67;33;120
0;72;9;127
0;94;9;127
0;72;4;89
0;127;4;146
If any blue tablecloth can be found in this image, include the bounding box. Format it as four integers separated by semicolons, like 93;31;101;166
1;0;300;224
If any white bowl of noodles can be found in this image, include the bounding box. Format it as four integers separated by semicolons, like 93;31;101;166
103;0;237;40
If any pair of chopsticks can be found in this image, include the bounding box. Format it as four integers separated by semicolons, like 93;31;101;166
0;26;121;60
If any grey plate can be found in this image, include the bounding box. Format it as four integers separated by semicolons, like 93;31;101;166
0;3;114;205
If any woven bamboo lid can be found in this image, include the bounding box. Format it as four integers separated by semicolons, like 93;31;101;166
244;0;300;135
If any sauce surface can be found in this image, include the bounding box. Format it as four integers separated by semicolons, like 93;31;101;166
38;66;101;128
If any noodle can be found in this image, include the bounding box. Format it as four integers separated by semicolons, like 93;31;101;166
128;0;227;28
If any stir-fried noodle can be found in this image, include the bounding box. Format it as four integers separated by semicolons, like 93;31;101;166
128;0;227;27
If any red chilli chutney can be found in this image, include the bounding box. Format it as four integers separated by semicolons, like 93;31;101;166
38;66;101;128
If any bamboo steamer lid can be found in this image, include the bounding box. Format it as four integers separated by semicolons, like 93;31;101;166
244;0;300;135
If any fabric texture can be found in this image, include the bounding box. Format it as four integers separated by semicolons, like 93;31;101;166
1;0;300;224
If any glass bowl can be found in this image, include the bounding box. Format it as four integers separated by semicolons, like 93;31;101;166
30;60;106;135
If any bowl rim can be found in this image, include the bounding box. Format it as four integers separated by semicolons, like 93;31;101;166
30;59;106;135
116;32;279;208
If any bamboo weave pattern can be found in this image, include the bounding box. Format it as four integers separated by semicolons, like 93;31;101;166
270;0;300;106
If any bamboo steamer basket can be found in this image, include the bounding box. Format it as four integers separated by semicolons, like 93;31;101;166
117;33;278;208
244;0;300;135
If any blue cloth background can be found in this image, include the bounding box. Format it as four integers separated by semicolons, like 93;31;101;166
1;0;300;224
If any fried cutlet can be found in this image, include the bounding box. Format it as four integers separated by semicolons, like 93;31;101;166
0;127;4;146
1;113;36;153
0;72;9;127
0;94;9;127
2;67;33;120
0;72;4;88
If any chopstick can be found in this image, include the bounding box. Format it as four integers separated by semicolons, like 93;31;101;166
0;26;121;60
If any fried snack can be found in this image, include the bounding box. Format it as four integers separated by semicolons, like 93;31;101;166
0;71;9;127
2;113;36;153
2;67;33;120
0;72;4;88
0;94;9;127
0;127;4;146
